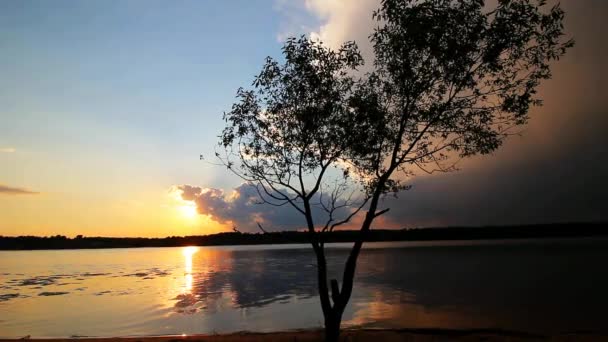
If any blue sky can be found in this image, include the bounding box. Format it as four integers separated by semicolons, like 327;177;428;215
1;0;289;189
0;0;321;235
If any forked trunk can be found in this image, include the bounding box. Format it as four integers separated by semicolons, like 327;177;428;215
324;310;343;342
309;193;378;342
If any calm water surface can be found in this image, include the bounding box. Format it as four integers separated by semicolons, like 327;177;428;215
1;238;607;337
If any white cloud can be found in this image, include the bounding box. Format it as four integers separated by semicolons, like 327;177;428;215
0;147;16;153
274;0;320;42
174;183;308;231
275;0;380;67
304;0;379;50
173;183;357;232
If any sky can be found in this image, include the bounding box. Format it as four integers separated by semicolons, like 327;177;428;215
1;0;606;237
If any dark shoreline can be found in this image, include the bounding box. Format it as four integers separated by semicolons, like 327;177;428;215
0;328;607;341
1;222;606;251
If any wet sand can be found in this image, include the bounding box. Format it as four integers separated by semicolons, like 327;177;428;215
2;329;607;342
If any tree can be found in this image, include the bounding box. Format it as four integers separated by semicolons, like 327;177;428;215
219;1;572;340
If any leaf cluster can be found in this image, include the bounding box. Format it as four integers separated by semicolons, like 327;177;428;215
219;0;573;219
349;0;573;194
220;36;367;215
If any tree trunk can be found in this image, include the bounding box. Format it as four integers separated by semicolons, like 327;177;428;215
324;309;342;342
320;177;387;341
313;244;346;342
307;189;385;342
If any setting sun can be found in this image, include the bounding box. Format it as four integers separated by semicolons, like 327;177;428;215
179;203;197;219
182;246;199;258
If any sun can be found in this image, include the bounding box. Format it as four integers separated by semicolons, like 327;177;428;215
182;246;198;258
179;203;197;219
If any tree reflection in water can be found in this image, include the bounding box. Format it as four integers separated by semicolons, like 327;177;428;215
171;241;608;333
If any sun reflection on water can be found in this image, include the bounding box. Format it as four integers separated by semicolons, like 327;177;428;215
182;246;198;292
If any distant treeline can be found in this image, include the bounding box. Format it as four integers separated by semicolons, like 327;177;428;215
0;222;606;250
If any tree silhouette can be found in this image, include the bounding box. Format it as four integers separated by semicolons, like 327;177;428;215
219;0;572;340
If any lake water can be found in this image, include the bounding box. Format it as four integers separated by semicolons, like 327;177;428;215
1;238;607;338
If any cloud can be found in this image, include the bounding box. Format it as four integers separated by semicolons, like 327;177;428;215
379;129;608;227
174;183;355;232
0;147;16;153
304;0;379;60
275;0;379;65
274;0;320;42
376;0;608;227
269;0;608;227
0;184;39;195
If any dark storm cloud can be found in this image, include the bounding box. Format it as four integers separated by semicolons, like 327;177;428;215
379;0;608;227
176;183;351;232
0;184;39;195
182;1;607;230
380;133;608;227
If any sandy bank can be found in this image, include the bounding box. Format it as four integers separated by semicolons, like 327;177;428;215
2;329;607;341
